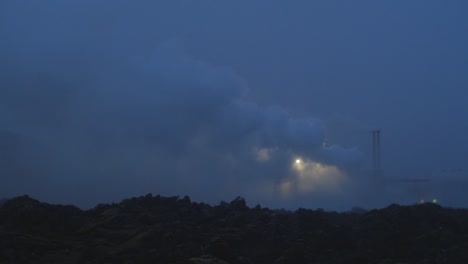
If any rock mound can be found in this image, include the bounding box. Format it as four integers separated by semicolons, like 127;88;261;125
1;195;468;263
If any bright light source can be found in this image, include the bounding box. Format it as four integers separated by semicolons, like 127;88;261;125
295;159;301;164
432;199;437;203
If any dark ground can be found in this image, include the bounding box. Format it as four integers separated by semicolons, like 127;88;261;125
1;194;468;263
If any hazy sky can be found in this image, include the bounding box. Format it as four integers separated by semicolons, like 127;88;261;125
1;1;467;210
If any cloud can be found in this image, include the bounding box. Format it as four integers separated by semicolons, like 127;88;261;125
0;2;366;210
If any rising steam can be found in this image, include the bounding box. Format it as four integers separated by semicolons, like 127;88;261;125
0;2;365;209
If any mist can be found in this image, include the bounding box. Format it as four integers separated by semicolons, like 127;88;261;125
1;1;467;211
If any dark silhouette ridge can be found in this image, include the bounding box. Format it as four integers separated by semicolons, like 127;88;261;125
1;194;468;263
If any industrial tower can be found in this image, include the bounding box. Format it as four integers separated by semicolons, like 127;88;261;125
370;129;430;204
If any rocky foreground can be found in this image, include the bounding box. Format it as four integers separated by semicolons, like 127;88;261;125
1;195;468;263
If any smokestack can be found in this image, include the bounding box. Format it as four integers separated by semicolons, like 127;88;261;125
372;130;381;177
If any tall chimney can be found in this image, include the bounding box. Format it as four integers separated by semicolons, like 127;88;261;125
372;130;381;177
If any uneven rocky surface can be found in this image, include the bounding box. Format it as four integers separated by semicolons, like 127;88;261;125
1;194;468;263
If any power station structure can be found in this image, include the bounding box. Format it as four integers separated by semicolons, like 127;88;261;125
370;129;431;203
371;130;381;178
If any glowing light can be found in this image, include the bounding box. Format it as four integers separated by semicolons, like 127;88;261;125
432;199;437;203
287;158;346;195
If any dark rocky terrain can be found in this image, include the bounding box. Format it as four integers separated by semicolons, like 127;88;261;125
1;194;468;263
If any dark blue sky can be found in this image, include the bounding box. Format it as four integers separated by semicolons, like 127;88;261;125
1;1;467;210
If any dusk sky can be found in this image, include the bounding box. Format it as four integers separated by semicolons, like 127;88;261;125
1;1;467;210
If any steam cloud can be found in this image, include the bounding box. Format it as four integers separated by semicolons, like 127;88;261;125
0;1;365;209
